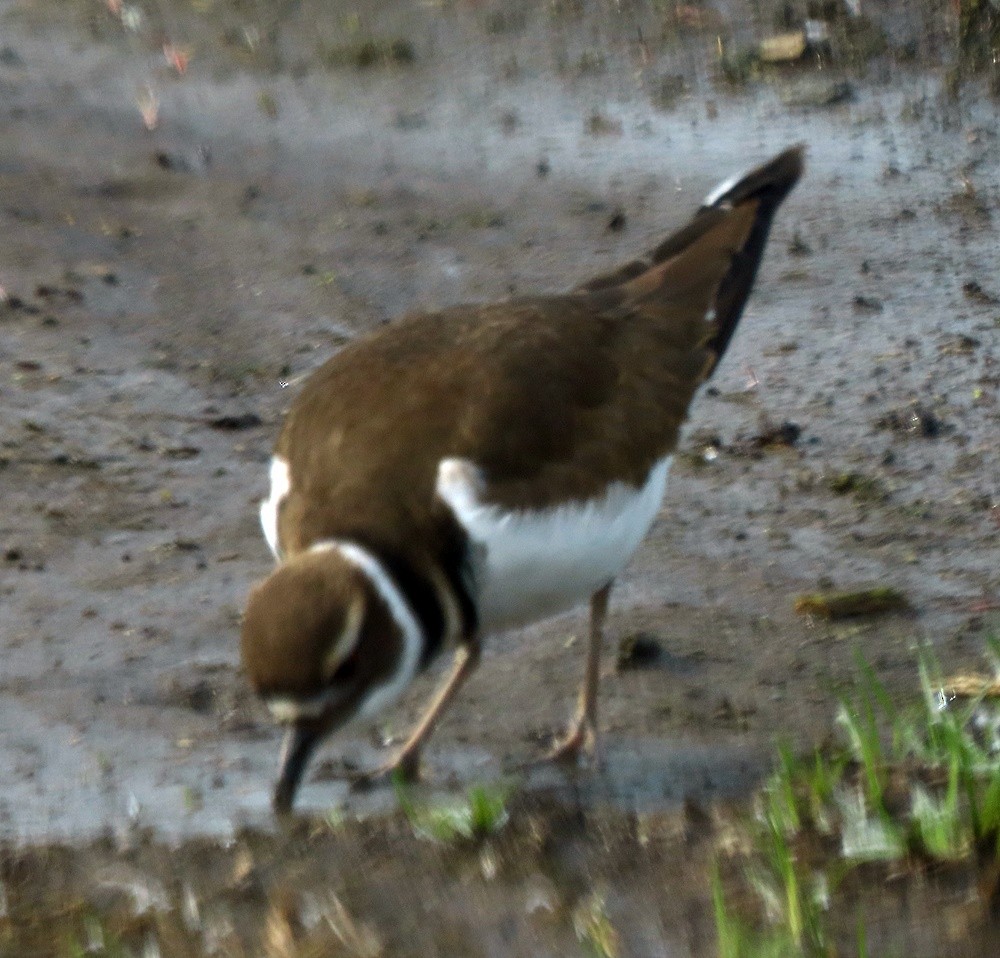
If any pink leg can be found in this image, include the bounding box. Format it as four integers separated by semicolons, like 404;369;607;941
353;641;481;788
541;581;613;766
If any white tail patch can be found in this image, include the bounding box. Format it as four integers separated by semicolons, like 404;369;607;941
260;456;290;561
701;171;741;209
436;456;672;632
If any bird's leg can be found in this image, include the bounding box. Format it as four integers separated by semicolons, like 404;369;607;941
543;580;613;766
352;640;481;790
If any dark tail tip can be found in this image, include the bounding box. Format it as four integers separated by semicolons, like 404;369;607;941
700;144;805;213
579;145;805;300
696;146;805;370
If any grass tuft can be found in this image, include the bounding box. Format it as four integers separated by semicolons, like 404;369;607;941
714;638;1000;952
573;892;620;958
393;776;512;843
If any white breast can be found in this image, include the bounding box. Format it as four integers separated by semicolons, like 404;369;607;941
436;456;671;632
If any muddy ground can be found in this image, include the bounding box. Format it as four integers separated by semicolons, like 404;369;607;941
0;0;999;953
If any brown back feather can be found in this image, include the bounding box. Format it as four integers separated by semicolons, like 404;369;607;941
274;148;803;559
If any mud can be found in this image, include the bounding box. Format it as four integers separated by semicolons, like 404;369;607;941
0;0;999;952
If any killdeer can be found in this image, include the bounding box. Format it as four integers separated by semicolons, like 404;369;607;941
242;146;804;813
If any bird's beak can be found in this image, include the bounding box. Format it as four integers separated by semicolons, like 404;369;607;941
272;719;323;814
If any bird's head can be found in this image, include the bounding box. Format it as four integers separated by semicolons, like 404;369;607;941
240;542;421;813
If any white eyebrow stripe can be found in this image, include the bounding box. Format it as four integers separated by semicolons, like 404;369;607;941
309;539;424;719
322;591;366;681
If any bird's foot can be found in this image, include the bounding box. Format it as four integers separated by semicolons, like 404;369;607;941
349;747;422;792
523;716;603;770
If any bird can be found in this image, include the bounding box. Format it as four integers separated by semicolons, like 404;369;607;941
241;145;804;813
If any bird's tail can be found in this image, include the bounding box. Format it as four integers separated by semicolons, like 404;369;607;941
580;145;804;375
